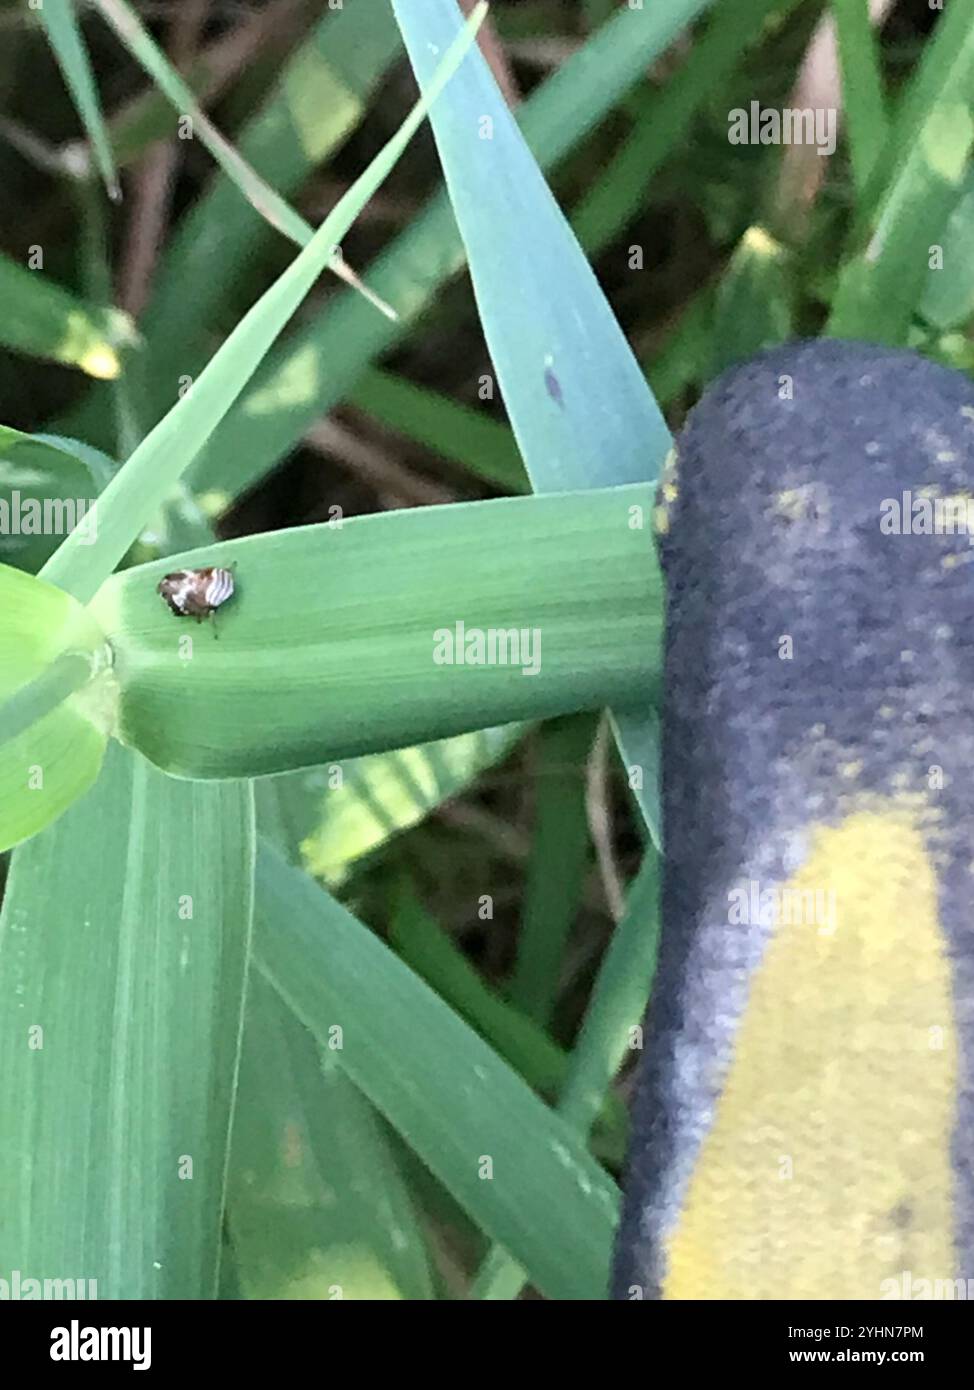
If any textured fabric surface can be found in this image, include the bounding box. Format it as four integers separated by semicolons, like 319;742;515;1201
613;340;974;1300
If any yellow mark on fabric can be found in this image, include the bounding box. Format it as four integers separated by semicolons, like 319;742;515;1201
663;810;957;1299
653;448;681;537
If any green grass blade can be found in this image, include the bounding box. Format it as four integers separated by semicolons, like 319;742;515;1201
182;1;718;501
710;226;794;375
831;0;889;197
919;166;974;330
348;368;527;492
36;0;118;198
0;252;135;378
39;10;486;605
571;0;797;251
0;742;254;1296
91;0;413;320
392;0;669;488
389;889;629;1160
143;0;402;371
582;0;619;28
828;0;974;341
0;649;95;746
0;427;113;573
473;846;661;1299
89;485;661;778
228;974;434;1300
254;842;620;1301
268;724;526;887
557;850;662;1133
509;715;594;1025
392;0;676;839
91;0;305;245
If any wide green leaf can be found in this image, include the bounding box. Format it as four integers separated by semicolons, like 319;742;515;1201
89;485;660;778
0;742;255;1296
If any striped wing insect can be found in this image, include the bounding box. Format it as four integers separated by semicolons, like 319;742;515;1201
158;564;236;636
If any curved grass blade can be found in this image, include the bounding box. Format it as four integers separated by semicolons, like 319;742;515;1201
0;427;113;574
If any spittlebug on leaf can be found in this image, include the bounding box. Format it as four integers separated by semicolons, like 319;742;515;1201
158;565;235;630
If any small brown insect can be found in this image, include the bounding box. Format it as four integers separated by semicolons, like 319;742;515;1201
158;565;235;626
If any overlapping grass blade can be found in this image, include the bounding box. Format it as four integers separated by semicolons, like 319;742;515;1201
391;0;673;840
181;0;718;502
263;724;525;887
89;0;315;245
0;427;113;573
38;6;486;606
0;562;110;851
254;843;620;1301
54;2;404;451
144;1;402;364
347;368;527;493
227;975;434;1300
828;0;974;341
473;847;661;1299
91;0;402;320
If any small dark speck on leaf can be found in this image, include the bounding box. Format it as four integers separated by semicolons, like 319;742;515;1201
544;367;564;408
